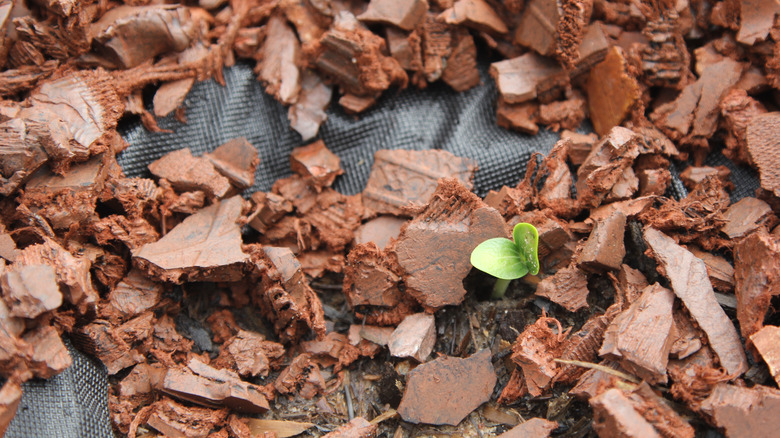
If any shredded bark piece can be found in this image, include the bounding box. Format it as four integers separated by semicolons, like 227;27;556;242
300;332;361;372
133;196;250;283
144;397;227;438
362;149;477;216
343;242;404;308
215;330;284;378
0;379;21;437
497;99;539;134
257;246;327;342
288;71;332;141
395;178;506;310
576;127;640;208
554;305;619;384
274;353;326;400
734;229;780;342
700;383;780;438
535;264;589;312
441;30;480;92
639;10;691;88
643;227;747;376
497;418;558;438
735;0;780;44
91;5;199;69
354;216;406;250
750;326;780;386
687;247;734;293
205;137;259;190
586;46;639;136
490;53;568;104
719;88;766;165
160;358;270;413
721;197;775;240
679;165;731;191
397;349;496;425
310;12;407;99
511;316;567;396
289;140;342;189
15;238;98;313
388;313;436;362
578;210;626;272
258;15;300;105
1;264;61;319
439;0;509;35
322;417;378;438
148;148;231;200
650;58;743;160
357;0;427;31
599;283;675;384
153;77;194;118
746;112;780;197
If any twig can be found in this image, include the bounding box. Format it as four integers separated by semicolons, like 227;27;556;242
553;359;640;384
370;409;398;425
344;371;354;421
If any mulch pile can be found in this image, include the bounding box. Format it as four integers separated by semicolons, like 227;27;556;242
1;0;780;437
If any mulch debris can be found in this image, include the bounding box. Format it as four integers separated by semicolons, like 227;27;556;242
1;0;780;437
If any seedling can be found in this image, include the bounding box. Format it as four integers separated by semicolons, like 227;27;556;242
470;223;540;299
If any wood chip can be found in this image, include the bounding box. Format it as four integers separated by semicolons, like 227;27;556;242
148;148;232;200
490;53;567;104
362;149;477;216
153;77;194;118
395;178;506;310
497;417;558;438
643;227;747;376
205;137;259;190
578;210;627;273
750;326;780;386
721;197;775;240
161;358;269;413
746;112;780;197
357;0;427;31
397;349;496;425
439;0;508;35
134;196;249;283
388;313;436;362
700;383;780;438
289;140;343;189
1;264;61;319
586;47;639;136
534;265;589;312
734;229;780;341
599;283;675;384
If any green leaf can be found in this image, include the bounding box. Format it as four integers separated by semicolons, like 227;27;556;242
512;223;540;275
470;237;529;280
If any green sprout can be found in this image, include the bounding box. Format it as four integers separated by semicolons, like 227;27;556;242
470;223;540;299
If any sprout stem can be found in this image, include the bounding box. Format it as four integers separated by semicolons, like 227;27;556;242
492;278;511;299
